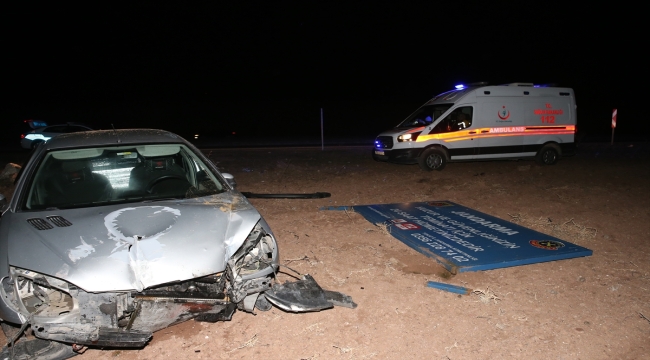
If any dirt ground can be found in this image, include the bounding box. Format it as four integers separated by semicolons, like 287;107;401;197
1;143;649;359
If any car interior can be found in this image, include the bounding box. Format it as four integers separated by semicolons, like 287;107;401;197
24;144;223;210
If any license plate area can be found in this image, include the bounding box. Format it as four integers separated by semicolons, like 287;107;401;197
374;150;385;155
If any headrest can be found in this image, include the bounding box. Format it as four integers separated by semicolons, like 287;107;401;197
146;157;174;171
61;160;88;182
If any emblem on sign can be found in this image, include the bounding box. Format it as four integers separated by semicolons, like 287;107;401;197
529;240;565;250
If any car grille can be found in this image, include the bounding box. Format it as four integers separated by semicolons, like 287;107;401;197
27;218;54;230
374;136;394;149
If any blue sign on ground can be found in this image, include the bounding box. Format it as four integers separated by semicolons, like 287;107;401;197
341;201;592;273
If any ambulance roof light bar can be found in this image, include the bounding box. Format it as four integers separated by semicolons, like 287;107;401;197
455;81;488;90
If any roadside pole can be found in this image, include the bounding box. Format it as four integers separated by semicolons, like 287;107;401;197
611;109;617;146
321;108;324;151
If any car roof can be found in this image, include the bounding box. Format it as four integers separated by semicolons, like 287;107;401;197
31;123;93;132
43;129;188;150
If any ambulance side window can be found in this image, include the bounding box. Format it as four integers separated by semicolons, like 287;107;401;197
430;106;473;134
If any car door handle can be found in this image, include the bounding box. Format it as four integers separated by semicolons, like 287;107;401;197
469;131;476;134
481;130;489;133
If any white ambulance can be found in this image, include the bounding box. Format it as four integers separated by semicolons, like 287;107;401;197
373;83;577;170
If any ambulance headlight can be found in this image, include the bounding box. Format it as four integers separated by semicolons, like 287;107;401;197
397;132;421;142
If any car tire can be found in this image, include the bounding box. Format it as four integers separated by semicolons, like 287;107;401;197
418;148;447;171
536;144;561;165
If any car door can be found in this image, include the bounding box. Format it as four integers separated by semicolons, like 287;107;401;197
427;105;478;160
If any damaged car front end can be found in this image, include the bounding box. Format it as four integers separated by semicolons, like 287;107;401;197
2;221;276;349
0;129;354;358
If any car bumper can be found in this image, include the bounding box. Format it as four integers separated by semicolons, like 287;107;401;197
372;148;421;164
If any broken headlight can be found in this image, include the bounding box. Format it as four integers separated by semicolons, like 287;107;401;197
226;222;279;308
228;221;279;280
8;267;75;320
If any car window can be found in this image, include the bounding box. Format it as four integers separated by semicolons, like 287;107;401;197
397;104;454;128
429;106;474;134
23;144;226;210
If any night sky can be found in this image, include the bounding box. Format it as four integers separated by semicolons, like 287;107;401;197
4;3;639;147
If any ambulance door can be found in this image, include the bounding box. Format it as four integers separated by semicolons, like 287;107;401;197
475;100;524;158
427;105;477;160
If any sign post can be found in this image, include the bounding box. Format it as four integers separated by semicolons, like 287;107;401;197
611;108;617;145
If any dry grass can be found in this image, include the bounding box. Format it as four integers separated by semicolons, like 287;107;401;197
507;213;597;242
472;287;501;304
221;333;259;358
374;222;392;236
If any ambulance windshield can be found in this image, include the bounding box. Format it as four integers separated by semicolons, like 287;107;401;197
397;104;453;128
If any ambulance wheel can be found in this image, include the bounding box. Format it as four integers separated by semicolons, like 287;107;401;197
536;144;560;165
419;148;447;171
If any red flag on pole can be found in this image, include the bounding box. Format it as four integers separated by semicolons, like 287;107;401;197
612;109;617;129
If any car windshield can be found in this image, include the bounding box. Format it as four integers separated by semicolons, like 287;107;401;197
397;104;453;128
24;144;226;210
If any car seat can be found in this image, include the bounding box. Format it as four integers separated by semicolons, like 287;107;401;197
43;159;113;207
129;156;191;196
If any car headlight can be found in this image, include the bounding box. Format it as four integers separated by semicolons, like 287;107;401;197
9;267;75;317
397;132;421;142
228;222;279;281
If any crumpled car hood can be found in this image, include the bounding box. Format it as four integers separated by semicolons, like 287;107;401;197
6;192;261;292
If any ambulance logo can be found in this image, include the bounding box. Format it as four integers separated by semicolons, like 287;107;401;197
529;240;565;250
498;106;510;120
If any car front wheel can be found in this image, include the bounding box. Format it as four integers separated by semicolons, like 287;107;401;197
418;148;447;171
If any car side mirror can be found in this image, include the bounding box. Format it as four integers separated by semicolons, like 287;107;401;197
221;173;237;189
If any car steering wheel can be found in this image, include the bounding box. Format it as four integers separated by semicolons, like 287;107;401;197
145;175;188;194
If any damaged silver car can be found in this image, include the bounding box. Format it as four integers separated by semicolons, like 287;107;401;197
0;129;354;359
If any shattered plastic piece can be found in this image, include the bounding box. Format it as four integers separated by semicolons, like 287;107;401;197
323;290;358;309
255;294;272;311
194;303;236;323
241;192;331;199
0;338;76;360
264;275;334;312
426;281;472;295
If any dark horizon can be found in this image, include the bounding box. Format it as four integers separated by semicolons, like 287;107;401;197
3;4;641;148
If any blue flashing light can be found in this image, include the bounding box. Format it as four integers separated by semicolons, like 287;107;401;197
455;84;465;90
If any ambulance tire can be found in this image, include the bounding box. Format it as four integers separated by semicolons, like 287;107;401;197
418;148;447;171
536;144;561;165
